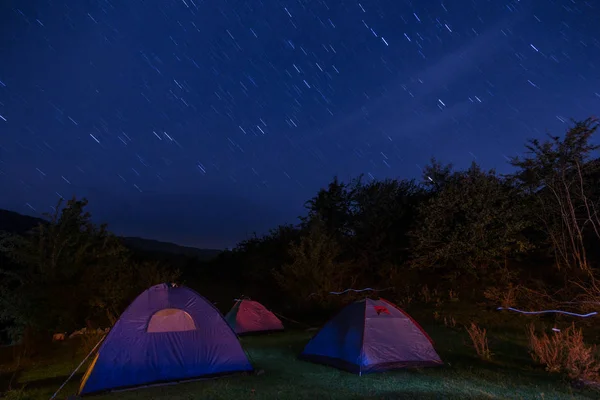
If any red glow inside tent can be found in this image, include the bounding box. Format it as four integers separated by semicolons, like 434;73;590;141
225;299;284;335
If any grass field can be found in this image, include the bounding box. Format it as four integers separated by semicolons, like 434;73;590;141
2;303;599;399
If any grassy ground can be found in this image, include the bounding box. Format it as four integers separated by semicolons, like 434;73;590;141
2;303;599;399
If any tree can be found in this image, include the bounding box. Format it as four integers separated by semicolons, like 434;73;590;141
233;224;301;304
273;219;356;311
510;118;600;273
410;162;531;275
421;158;454;192
87;259;180;325
302;176;359;237
0;198;128;344
349;178;425;283
189;224;302;310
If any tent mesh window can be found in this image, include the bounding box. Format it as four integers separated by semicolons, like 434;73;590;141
147;308;196;333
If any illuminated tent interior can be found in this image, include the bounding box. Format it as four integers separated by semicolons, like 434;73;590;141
225;299;284;335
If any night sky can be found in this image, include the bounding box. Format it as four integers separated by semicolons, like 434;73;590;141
1;0;599;249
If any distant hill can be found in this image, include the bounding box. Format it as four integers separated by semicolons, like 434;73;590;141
0;209;45;235
120;237;222;260
0;209;222;260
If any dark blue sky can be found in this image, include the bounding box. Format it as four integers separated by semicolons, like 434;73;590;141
1;0;599;249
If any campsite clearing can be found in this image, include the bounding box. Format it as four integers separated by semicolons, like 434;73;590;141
3;307;599;400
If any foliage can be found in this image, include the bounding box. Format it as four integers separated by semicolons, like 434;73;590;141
0;198;128;341
1;116;600;380
410;162;531;274
510;117;600;272
465;322;492;361
200;118;600;312
2;388;37;400
0;197;178;344
78;330;106;356
349;178;424;283
302;175;359;237
301;176;426;290
234;224;301;300
528;323;600;382
86;259;180;325
421;157;455;191
483;283;519;309
273;219;356;310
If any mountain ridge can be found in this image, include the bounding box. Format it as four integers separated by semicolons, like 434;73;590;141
0;208;222;260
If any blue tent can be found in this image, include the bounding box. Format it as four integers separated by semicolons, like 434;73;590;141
79;283;253;395
299;298;442;374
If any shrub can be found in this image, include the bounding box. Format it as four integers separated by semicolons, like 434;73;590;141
78;331;106;356
465;322;492;360
394;284;414;306
420;285;431;303
448;289;459;302
483;283;518;308
3;388;36;400
527;323;600;382
444;315;457;328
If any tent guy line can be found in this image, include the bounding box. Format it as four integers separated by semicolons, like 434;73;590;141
49;333;106;400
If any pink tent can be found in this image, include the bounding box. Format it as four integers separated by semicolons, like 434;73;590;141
225;299;284;335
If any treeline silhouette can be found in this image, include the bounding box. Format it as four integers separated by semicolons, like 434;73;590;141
1;117;599;354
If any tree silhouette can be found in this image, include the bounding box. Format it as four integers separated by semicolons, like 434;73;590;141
410;162;531;274
0;198;127;345
0;197;179;346
273;218;356;310
510;118;600;272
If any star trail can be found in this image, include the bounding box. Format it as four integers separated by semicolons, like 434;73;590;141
0;0;599;248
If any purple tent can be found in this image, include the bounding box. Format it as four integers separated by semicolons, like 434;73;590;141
299;298;442;374
79;283;252;395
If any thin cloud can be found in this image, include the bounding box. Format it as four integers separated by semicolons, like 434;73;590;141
270;12;527;156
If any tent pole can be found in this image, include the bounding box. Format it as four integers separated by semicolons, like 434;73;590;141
49;334;106;400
